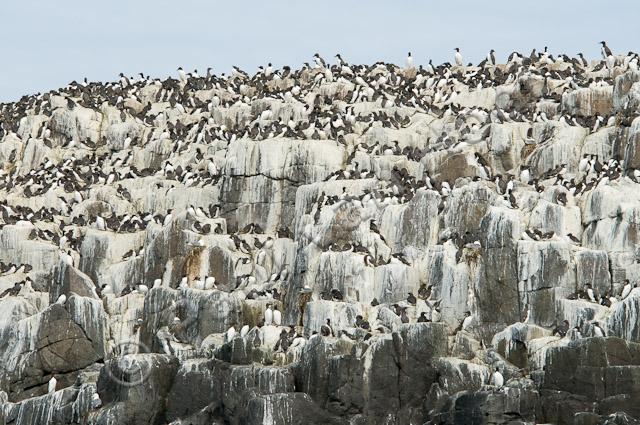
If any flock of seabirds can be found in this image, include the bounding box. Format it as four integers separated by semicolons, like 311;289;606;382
1;41;639;396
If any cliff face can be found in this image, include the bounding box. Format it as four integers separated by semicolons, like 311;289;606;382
1;51;640;424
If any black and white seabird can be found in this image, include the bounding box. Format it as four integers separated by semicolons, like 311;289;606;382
48;376;57;394
454;48;463;67
177;67;187;83
273;305;282;326
264;303;273;325
400;308;410;324
592;322;605;337
226;324;236;342
487;49;496;66
621;279;634;300
490;368;504;387
405;52;414;69
600;41;613;59
553;319;570;337
320;319;333;336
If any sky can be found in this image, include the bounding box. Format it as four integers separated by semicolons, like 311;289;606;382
1;0;638;102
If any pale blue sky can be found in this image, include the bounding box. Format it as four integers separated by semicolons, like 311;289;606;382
1;1;638;102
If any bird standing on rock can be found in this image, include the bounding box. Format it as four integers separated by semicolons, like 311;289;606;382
490;368;504;387
418;284;432;300
405;52;414;69
600;41;613;59
593;322;605;337
621;279;634;300
330;288;344;301
265;303;273;326
290;333;306;349
400;308;410;324
226;324;236;342
273;305;282;326
274;329;290;352
240;324;250;338
91;393;102;409
553;320;570;337
585;283;597;303
355;315;370;330
48;376;57;394
487;49;496;66
454;48;463;66
0;281;23;298
177;67;187;83
321;319;333;336
461;311;473;331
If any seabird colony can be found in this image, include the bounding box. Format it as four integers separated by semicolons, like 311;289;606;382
0;42;640;422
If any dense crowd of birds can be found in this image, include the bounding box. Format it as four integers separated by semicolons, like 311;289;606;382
1;42;640;359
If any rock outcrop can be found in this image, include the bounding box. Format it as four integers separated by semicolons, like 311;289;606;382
1;47;640;424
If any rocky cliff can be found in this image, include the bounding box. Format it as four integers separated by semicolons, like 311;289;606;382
1;48;640;424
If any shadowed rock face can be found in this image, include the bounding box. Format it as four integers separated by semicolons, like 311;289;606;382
1;47;640;424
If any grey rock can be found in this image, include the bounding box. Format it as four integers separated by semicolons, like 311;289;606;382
2;50;640;423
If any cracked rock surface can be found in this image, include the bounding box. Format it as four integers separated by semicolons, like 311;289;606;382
1;49;640;424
